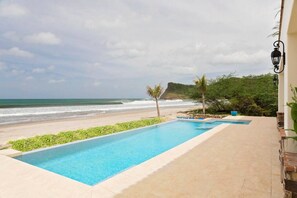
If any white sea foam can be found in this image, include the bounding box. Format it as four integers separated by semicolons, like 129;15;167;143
0;99;198;124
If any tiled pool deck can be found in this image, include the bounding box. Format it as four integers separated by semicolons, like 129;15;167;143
0;116;283;197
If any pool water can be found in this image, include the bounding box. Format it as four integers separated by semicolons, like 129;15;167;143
15;120;249;185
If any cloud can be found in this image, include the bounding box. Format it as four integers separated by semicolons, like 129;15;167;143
211;50;269;65
93;81;101;87
0;4;27;17
11;69;25;75
83;18;126;30
32;68;45;73
106;41;146;50
25;76;34;80
0;47;34;58
3;32;60;46
108;48;147;58
174;42;207;56
106;41;147;58
48;79;65;84
93;62;101;67
24;32;61;45
0;62;6;70
2;31;20;41
47;65;55;70
32;65;55;74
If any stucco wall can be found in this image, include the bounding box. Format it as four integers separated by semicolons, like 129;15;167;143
280;0;297;151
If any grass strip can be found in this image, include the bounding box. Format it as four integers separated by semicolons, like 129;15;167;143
9;117;164;152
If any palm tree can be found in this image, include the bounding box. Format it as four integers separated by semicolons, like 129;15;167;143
194;75;207;115
268;9;280;38
146;84;164;117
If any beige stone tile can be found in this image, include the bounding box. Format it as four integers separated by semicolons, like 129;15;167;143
271;175;284;198
242;174;272;193
0;155;91;198
91;186;115;198
208;189;241;198
0;148;22;157
240;188;271;198
272;164;281;176
207;175;244;197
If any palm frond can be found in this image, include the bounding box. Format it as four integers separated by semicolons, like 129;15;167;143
268;9;281;38
146;84;163;99
194;74;207;94
274;9;280;18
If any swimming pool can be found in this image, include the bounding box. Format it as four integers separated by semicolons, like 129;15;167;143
15;119;250;186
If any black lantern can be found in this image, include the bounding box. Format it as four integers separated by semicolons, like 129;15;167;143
271;40;286;73
271;48;281;66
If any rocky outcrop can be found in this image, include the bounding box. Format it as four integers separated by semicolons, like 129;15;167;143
161;82;195;99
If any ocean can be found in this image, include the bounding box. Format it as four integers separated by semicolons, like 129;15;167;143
0;99;197;125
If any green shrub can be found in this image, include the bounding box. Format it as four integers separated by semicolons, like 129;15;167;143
207;100;232;114
230;96;264;116
10;117;163;152
245;103;264;116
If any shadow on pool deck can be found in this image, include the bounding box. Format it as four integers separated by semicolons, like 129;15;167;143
116;116;283;198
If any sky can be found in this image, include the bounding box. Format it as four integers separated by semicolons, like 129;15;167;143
0;0;280;98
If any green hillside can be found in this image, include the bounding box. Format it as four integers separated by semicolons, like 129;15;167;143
161;73;278;116
160;82;195;99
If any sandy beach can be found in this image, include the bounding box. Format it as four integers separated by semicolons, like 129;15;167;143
0;106;196;145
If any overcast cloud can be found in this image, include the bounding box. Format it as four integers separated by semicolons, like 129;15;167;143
0;0;280;98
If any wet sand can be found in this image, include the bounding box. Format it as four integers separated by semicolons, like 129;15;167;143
0;106;196;145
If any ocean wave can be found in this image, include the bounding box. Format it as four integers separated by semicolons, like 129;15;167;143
0;99;198;123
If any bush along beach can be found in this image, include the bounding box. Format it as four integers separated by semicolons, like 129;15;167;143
9;118;164;152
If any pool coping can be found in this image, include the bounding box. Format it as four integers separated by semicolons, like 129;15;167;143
2;116;249;197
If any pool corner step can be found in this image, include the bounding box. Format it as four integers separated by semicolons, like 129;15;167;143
0;148;22;157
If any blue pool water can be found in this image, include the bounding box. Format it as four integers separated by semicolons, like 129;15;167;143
15;120;250;185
